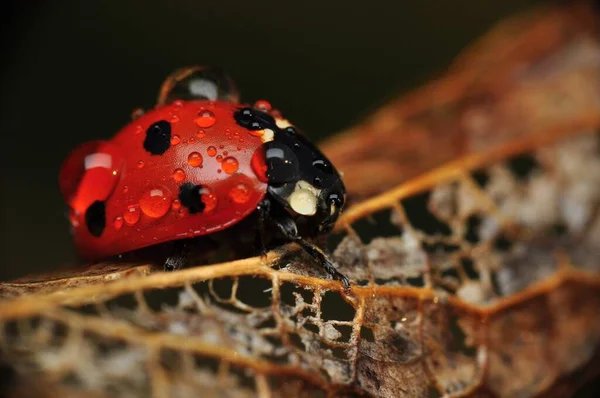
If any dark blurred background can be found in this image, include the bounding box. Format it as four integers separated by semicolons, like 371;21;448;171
0;0;547;280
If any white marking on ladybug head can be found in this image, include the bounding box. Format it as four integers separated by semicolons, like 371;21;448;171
261;128;274;143
289;189;317;216
275;118;292;129
288;180;321;216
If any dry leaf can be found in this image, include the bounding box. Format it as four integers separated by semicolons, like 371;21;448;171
1;2;600;398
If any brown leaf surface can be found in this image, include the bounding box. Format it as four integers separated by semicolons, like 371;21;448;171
1;2;600;398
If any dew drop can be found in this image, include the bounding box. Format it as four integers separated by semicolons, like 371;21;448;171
216;155;223;162
207;146;217;157
131;108;144;120
173;168;186;181
139;187;172;218
172;199;181;210
123;185;129;194
170;113;180;123
254;100;272;112
173;100;184;108
134;125;143;135
196;130;206;139
113;216;124;230
248;129;263;137
190;137;196;143
223;151;228;156
187;152;203;167
229;182;250;203
201;189;218;212
194;110;216;128
251;148;268;182
137;160;145;168
124;205;141;225
222;156;239;174
170;135;181;145
58;141;124;212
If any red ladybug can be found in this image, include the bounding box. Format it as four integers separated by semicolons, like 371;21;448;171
59;66;348;286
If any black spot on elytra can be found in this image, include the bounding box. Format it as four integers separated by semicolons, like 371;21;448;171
144;120;171;155
178;183;205;214
85;200;106;237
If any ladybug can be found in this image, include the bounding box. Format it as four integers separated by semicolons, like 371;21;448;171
59;66;349;287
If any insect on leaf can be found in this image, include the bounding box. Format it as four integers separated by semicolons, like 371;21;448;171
1;1;599;397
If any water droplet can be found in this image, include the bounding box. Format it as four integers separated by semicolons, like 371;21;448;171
207;146;217;157
140;187;172;218
68;210;79;227
173;100;184;108
194;110;216;128
124;205;141;225
113;216;124;230
171;135;181;145
137;160;145;168
251;148;268;182
216;155;223;162
222;156;239;174
173;168;186;181
219;144;224;149
229;182;250;203
254;100;272;112
196;130;206;139
248;129;263;137
58;141;124;212
182;139;188;145
131;108;144;120
172;199;181;210
190;137;196;143
200;188;218;212
123;185;129;194
187;152;203;167
223;151;228;156
134;125;143;135
170;113;180;123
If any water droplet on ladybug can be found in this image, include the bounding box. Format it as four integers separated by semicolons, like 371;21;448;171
248;129;263;137
171;135;181;145
254;100;272;112
190;137;196;144
201;188;218;212
134;125;143;135
187;152;203;167
196;130;206;139
223;151;228;156
222;156;239;174
131;108;144;120
173;100;184;108
124;205;141;225
173;168;186;181
251;148;268;183
139;187;172;218
68;210;79;227
172;199;181;210
207;146;217;157
123;185;129;194
229;182;250;203
170;113;180;123
58;141;124;212
137;160;145;168
216;155;223;162
195;110;216;128
113;216;124;230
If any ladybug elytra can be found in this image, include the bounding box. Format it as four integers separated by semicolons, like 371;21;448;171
59;66;348;287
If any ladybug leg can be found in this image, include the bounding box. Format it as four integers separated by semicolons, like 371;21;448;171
164;238;194;271
272;216;350;289
255;199;271;257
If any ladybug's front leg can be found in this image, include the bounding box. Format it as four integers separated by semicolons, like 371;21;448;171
271;215;350;289
164;238;194;271
255;199;271;257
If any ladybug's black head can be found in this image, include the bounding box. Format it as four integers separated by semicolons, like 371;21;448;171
234;108;346;236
